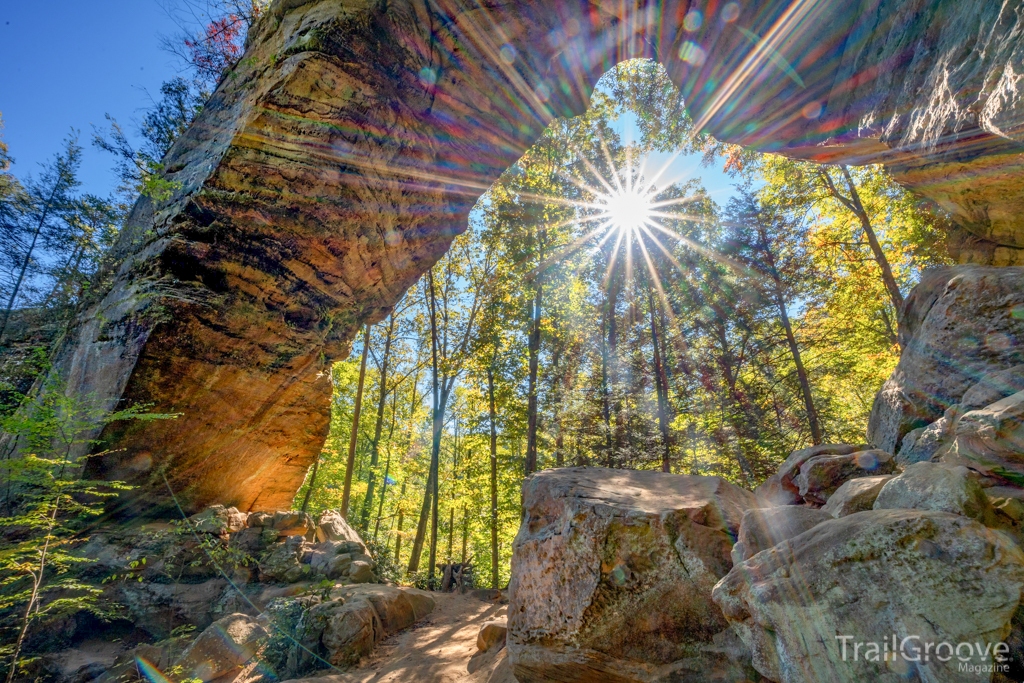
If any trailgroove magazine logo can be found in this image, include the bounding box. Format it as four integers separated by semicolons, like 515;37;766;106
835;635;1010;675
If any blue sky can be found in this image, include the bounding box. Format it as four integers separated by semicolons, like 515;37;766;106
0;1;188;195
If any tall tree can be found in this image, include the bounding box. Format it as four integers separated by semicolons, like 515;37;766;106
407;237;492;578
0;136;82;343
360;311;397;528
338;324;371;518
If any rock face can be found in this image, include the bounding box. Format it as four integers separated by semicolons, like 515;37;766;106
713;509;1024;683
507;467;758;683
49;0;1024;512
869;266;1024;455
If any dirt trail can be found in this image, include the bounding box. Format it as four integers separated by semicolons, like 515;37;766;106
291;593;513;683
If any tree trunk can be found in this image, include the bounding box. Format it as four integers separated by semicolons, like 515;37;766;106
460;502;468;565
394;481;406;569
820;166;904;315
0;204;49;343
409;270;444;580
360;313;396;529
648;289;673;472
339;324;371;518
525;280;543;475
299;455;321;513
758;229;822;444
373;387;402;543
487;365;499;589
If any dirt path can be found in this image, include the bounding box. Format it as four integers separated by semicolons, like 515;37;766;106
292;593;513;683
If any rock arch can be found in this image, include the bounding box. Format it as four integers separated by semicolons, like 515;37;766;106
61;0;1024;511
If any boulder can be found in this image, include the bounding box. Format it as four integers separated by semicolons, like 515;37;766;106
939;390;1024;485
338;585;435;635
478;619;508;653
712;509;1024;683
318;510;367;551
755;444;865;506
117;578;229;639
282;585;435;676
868;266;1024;455
874;462;993;522
795;449;896;505
326;553;353;579
988;487;1024;523
508;467;758;683
895;408;957;467
318;599;381;667
731;507;832;564
347;561;375;584
272;511;315;539
231;526;278;556
189;505;248;535
258;536;310;583
175;613;268;682
821;475;893;518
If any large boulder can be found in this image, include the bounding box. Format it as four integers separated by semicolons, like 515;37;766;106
795;449;896;505
755;444;866;506
507;467;758;683
249;511;316;540
258;536;311;583
273;585;434;677
712;510;1024;683
306;539;374;582
896;407;958;467
175;613;268;682
478;619;508;653
868;266;1024;455
874;461;993;522
117;578;230;639
821;475;893;518
731;507;832;564
317;510;368;552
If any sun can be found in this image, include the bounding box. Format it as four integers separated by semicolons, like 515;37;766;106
601;186;655;234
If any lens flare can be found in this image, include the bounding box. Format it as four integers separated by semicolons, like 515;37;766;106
601;186;655;235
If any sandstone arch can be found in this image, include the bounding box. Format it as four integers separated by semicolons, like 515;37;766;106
62;0;1024;512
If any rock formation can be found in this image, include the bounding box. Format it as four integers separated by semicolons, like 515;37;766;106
869;266;1024;455
48;0;1024;512
507;467;759;682
714;509;1024;683
31;504;433;683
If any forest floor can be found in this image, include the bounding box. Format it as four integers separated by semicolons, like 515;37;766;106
288;592;513;683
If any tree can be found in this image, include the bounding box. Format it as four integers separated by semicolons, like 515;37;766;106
724;189;822;445
338;324;371;518
165;1;270;88
0;380;173;682
407;236;493;579
0;136;82;343
359;312;397;529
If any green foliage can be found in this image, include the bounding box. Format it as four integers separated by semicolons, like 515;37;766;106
296;58;953;587
0;379;176;679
